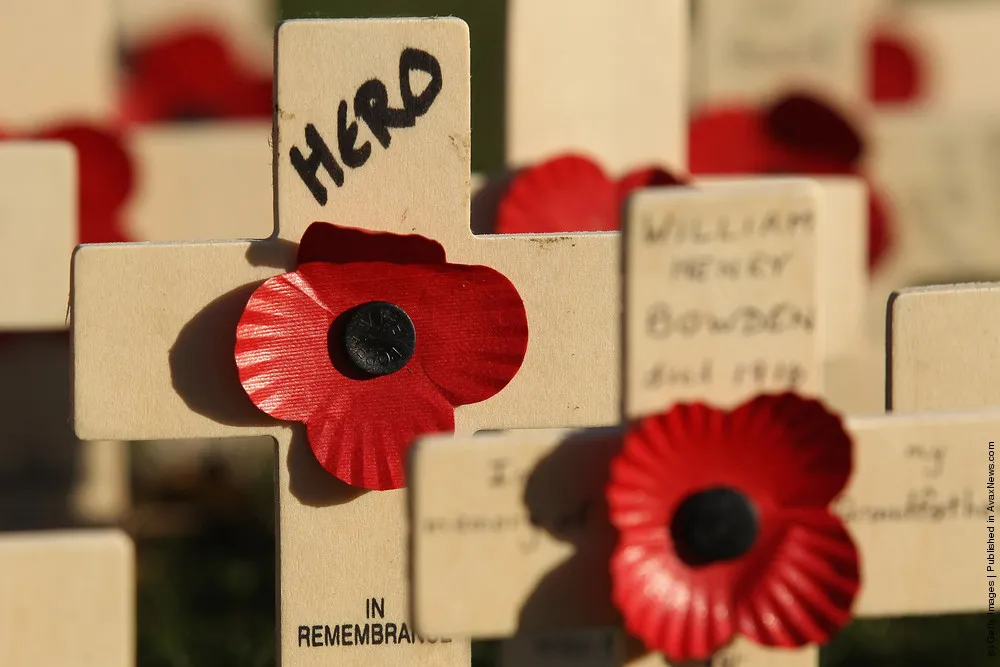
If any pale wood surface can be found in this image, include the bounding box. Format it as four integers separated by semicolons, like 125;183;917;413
0;0;116;127
888;283;1000;411
0;143;76;330
0;529;134;667
901;1;1000;113
410;410;993;661
868;110;1000;285
625;181;823;418
692;0;878;110
506;0;687;174
125;123;274;242
72;19;625;667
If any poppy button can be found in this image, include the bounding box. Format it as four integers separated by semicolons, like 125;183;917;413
670;486;758;567
342;301;416;377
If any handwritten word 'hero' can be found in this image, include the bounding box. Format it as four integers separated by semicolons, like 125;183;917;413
290;48;443;205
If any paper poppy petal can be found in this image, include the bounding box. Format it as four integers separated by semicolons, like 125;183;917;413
305;372;455;490
235;261;435;422
297;222;447;266
496;154;617;233
417;265;528;405
765;95;863;165
610;541;737;660
735;511;860;647
870;33;924;104
726;394;853;508
35;124;133;243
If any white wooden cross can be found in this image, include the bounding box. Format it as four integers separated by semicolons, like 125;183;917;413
0;529;134;667
0;0;126;527
408;182;993;666
70;17;667;667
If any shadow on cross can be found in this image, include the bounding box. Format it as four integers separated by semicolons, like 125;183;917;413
470;170;516;235
513;429;674;664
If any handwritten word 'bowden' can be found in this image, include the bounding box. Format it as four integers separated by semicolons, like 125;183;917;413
290;48;443;205
646;302;813;339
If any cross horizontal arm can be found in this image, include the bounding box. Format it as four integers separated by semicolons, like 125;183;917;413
71;241;291;440
409;410;993;636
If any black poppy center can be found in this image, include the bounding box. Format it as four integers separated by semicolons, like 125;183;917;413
340;301;415;377
670;486;758;567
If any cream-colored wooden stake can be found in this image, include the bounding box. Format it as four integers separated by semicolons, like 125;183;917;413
125;123;274;242
73;18;633;667
692;0;880;111
506;0;687;174
409;409;993;666
0;143;75;330
888;283;1000;412
500;4;688;663
0;0;116;127
0;529;134;667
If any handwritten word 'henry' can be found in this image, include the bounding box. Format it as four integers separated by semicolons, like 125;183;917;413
290;48;443;205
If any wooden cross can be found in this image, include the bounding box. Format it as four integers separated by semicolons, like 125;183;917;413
68;17;672;667
408;182;993;666
409;409;994;667
0;0;126;528
692;0;879;111
0;529;134;666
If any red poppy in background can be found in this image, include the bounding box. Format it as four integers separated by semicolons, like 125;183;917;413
0;124;134;243
869;30;925;105
119;27;273;124
495;154;685;234
234;222;529;491
607;393;859;661
689;95;892;271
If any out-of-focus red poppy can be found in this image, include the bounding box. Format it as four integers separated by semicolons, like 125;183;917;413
870;30;925;105
119;27;273;124
689;94;892;271
495;154;685;234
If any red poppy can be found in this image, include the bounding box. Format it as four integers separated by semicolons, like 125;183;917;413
495;154;685;234
0;124;133;243
607;393;859;661
234;222;529;491
869;30;925;105
689;94;892;271
119;27;273;124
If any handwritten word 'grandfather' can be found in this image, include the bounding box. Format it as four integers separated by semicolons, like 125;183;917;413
290;48;443;205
